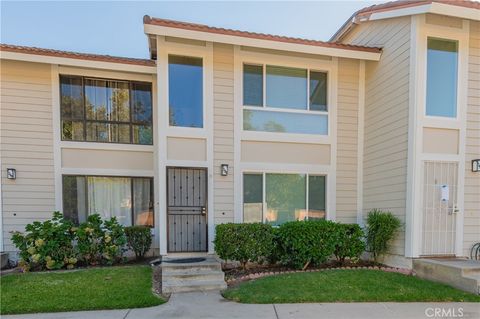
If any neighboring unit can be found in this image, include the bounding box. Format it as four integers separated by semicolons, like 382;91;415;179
1;0;479;268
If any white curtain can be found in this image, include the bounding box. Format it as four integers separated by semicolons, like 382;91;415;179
87;177;132;226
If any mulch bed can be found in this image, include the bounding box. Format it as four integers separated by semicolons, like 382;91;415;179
223;260;414;286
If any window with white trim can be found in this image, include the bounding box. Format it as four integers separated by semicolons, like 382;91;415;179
62;175;154;227
242;63;328;135
243;173;326;225
426;37;458;118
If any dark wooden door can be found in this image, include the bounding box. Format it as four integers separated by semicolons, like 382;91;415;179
167;167;208;252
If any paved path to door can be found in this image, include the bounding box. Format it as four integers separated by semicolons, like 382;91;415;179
4;291;480;319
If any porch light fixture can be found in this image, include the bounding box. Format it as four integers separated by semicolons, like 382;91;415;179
472;159;480;172
221;164;229;176
7;168;16;180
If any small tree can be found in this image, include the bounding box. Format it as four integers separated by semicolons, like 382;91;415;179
365;209;401;262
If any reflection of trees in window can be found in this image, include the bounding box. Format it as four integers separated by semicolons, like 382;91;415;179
263;121;286;132
60;75;152;144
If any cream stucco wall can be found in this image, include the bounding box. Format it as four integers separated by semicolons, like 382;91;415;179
241;141;331;165
62;148;154;170
0;60;55;253
167;137;206;162
422;128;459;154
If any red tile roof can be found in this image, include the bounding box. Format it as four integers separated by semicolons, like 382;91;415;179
0;44;156;67
143;16;383;54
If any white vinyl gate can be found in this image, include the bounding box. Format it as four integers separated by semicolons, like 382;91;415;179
421;161;458;256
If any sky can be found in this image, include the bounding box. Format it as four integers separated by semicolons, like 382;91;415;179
1;1;383;59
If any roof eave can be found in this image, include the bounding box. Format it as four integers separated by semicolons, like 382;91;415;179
0;50;157;74
144;23;382;61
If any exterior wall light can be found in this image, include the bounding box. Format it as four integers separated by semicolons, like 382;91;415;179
472;159;480;172
221;164;229;176
7;168;16;180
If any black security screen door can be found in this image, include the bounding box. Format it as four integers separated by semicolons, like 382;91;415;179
167;167;208;252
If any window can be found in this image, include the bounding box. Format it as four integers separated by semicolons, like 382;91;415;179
243;63;328;135
426;38;458;118
243;173;326;225
62;175;154;227
60;75;153;144
168;55;203;128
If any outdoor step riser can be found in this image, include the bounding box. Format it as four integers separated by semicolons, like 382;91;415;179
161;265;222;273
163;283;227;293
163;274;225;282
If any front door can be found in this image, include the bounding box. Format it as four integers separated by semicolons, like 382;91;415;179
421;161;458;256
167;167;208;252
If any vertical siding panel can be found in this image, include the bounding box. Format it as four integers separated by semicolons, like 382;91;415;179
1;60;54;253
343;16;411;257
464;21;480;257
336;58;360;224
213;43;235;224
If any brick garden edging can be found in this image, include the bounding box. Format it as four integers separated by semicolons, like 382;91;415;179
226;266;415;285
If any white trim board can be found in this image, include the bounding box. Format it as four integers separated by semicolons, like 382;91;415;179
144;24;381;61
0;52;156;74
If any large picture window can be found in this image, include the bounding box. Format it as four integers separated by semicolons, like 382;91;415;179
243;173;326;226
426;38;458;118
62;175;154;227
60;75;153;145
168;55;203;128
243;63;328;135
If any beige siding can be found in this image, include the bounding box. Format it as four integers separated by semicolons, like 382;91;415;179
336;58;360;224
343;17;411;256
213;43;235;225
1;60;55;252
464;21;480;257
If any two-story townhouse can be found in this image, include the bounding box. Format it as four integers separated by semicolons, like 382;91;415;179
1;0;479;269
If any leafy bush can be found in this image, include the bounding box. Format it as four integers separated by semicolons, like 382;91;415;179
76;214;126;266
334;223;365;263
276;220;339;269
365;209;401;261
11;212;77;271
214;223;276;270
11;212;127;271
125;226;152;260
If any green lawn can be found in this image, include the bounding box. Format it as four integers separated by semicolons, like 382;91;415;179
1;265;164;315
223;269;480;303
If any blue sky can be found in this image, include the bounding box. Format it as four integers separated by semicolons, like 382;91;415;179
1;1;382;59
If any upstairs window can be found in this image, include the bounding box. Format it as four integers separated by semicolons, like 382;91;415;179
243;63;328;135
426;38;458;118
168;55;203;128
60;75;153;145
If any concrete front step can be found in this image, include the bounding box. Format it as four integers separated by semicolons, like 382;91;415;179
413;258;480;295
161;257;226;294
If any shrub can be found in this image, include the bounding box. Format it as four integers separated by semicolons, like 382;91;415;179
276;220;339;269
11;212;77;271
125;226;152;260
76;214;126;266
214;223;275;270
334;223;365;263
365;209;401;262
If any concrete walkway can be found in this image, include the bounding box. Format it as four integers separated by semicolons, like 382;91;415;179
4;291;480;319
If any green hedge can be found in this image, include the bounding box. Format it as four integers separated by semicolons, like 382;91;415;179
365;209;401;261
125;226;153;260
213;223;276;269
11;212;127;271
334;223;365;262
214;220;367;270
277;220;340;269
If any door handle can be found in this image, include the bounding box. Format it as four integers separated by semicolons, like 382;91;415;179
201;207;206;215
